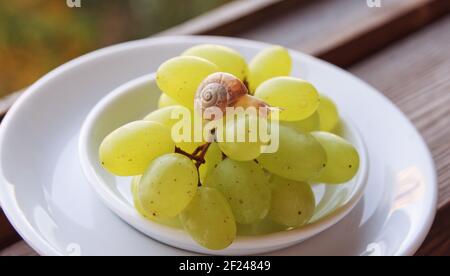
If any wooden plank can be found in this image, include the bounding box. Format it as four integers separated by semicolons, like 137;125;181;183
161;0;450;68
157;0;309;36
236;0;433;50
234;0;450;67
416;202;450;256
0;240;38;257
0;210;21;249
317;0;450;67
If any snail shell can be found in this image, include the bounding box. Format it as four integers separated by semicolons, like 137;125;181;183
195;72;248;116
195;72;271;120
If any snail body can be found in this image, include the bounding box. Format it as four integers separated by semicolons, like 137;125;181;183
195;72;270;120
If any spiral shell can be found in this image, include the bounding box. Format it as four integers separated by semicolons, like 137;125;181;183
195;73;249;118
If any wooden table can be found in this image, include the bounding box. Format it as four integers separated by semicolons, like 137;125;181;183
1;0;449;256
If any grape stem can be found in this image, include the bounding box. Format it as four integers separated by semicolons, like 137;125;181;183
175;143;211;169
194;143;211;169
175;143;212;187
175;146;203;163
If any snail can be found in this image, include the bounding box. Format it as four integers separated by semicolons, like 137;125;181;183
195;72;272;120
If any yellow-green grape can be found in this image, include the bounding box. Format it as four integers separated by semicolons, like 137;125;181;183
282;111;320;133
173;108;206;153
131;176;182;228
257;125;327;181
205;159;271;224
318;95;340;132
137;153;198;219
99;121;175;176
178;141;203;155
182;44;248;81
248;46;292;92
144;105;185;127
199;143;222;184
255;77;320;121
131;176;146;216
144;105;204;153
156;56;219;108
180;187;236;250
269;175;316;228
311;132;360;184
237;218;286;236
158;93;180;109
217;115;265;161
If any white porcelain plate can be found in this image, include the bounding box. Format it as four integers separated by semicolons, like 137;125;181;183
78;74;368;255
0;36;437;256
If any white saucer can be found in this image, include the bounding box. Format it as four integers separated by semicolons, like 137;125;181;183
78;74;368;255
0;36;437;256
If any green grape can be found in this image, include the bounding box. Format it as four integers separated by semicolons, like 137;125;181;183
237;217;286;236
156;56;218;108
99;121;175;176
248;46;292;92
217;115;265;161
144;105;186;127
158;93;180;109
179;141;204;155
131;176;182;228
143;105;204;153
311;132;360;184
269;175;316;227
205;159;271;224
180;187;236;250
255;77;320;121
257;125;327;181
182;44;248;81
137;153;198;219
282;111;320;133
131;176;146;216
318;95;340;132
199;143;222;184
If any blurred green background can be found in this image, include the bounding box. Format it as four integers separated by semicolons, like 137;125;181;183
0;0;233;97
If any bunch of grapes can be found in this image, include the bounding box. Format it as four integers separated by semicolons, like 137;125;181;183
99;44;360;250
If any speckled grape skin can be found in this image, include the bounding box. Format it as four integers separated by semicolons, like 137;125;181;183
180;187;237;250
312;131;360;184
248;46;292;92
269;175;316;227
143;105;204;153
205;159;271;224
156;56;218;108
318;95;340;132
138;153;198;219
258;125;327;181
99;121;175;176
218;115;264;162
131;176;182;228
199;143;223;184
182;44;248;81
255;77;320;122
